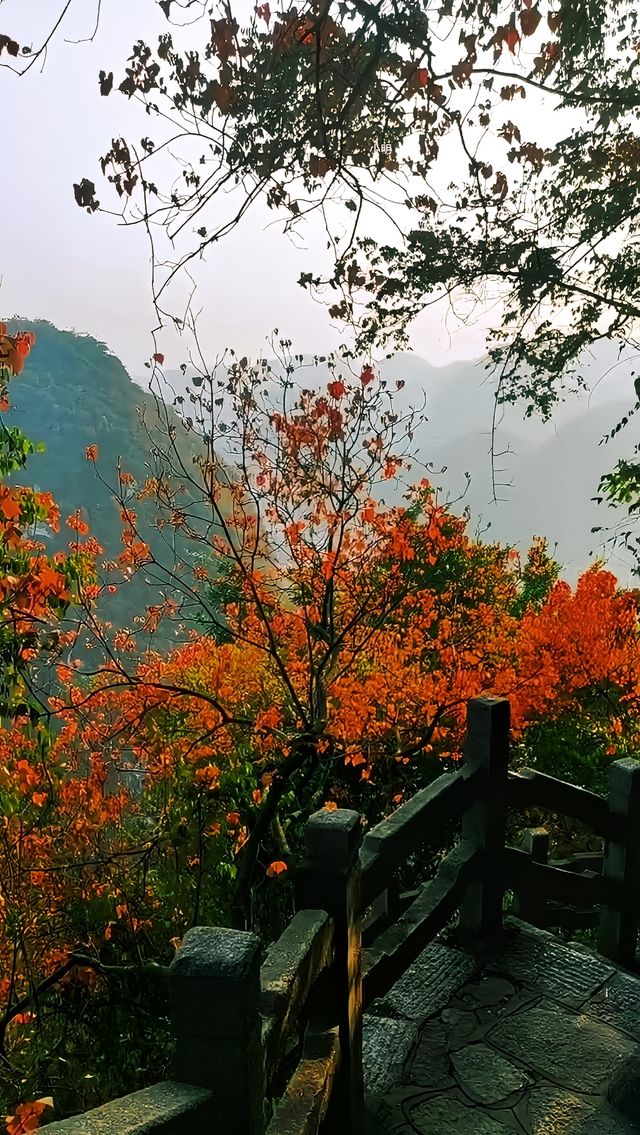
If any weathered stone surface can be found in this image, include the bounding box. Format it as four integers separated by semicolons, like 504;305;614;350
304;807;361;866
405;1021;452;1089
459;977;515;1008
41;1082;213;1134
526;1085;640;1135
364;917;640;1135
607;1048;640;1122
488;921;615;1007
363;1015;418;1107
586;972;640;1041
407;1093;513;1134
452;1043;531;1106
490;1002;634;1092
374;1085;433;1134
374;942;475;1022
441;1006;479;1047
169;926;261;1039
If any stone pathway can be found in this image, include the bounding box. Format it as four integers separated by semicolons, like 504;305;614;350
363;918;640;1134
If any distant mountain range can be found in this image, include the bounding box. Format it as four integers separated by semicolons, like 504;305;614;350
143;344;640;587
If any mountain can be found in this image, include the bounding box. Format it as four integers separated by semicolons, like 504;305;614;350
151;345;638;587
3;319;217;641
484;403;639;584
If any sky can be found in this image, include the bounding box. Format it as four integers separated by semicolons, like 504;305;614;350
1;0;633;409
0;0;538;377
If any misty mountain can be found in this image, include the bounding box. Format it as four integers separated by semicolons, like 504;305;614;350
144;344;640;587
3;319;218;640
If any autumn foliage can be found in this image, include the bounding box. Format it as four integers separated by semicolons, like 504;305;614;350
1;339;640;1125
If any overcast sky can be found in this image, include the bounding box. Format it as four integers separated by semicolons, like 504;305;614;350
0;0;573;381
1;0;632;405
0;0;491;376
1;0;634;410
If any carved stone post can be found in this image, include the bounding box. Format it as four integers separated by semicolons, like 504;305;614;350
295;808;364;1134
169;925;265;1134
599;757;640;966
459;696;510;940
513;827;549;927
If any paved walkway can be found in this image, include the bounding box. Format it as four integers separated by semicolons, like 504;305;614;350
363;918;640;1134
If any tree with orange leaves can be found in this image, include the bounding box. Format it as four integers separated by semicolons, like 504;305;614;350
65;347;529;927
0;325;98;719
57;346;639;930
0;328;113;1126
3;339;640;1122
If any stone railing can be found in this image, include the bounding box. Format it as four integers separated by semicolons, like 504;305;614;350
41;695;640;1134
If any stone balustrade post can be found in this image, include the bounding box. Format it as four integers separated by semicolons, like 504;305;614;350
295;808;364;1134
169;925;265;1134
599;757;640;966
459;696;510;940
513;827;549;927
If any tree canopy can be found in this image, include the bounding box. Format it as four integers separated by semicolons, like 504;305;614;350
4;1;640;553
61;0;640;558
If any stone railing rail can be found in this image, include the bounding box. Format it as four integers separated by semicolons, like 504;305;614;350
41;696;640;1134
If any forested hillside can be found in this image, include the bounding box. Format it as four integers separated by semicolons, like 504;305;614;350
3;319;210;639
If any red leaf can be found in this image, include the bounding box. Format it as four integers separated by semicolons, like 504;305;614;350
360;365;375;387
153;353;165;365
506;27;520;52
520;7;541;35
327;380;346;399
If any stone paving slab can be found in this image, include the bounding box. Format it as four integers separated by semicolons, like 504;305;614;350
364;921;640;1135
451;1042;531;1106
585;970;640;1041
524;1085;640;1135
485;918;616;1007
488;1000;634;1093
368;941;475;1023
405;1094;514;1134
363;1015;419;1109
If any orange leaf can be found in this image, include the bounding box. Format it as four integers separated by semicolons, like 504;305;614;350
266;860;288;877
85;445;98;462
6;1099;53;1135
